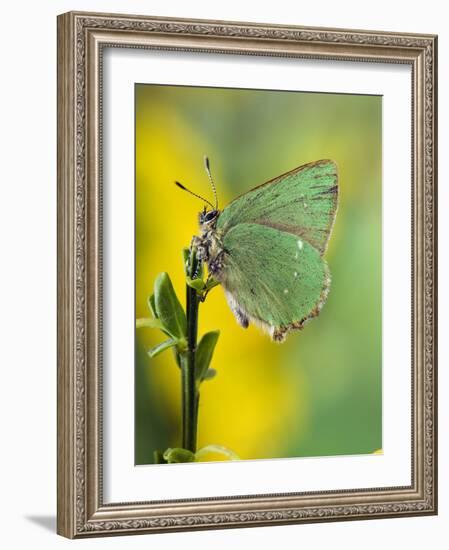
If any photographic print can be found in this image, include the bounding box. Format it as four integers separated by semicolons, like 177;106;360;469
135;84;382;465
58;12;437;537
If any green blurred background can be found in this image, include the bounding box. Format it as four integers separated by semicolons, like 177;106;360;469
135;84;382;464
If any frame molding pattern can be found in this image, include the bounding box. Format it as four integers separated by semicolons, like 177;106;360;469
57;11;437;538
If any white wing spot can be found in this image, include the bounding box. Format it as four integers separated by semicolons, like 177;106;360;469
283;288;289;295
304;203;308;209
294;271;298;278
297;240;303;250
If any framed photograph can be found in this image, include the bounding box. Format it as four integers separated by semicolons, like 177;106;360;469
57;11;438;538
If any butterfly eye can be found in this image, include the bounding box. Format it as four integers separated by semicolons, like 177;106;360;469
204;210;217;223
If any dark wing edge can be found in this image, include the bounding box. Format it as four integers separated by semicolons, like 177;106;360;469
223;260;331;342
313;160;339;256
271;260;331;342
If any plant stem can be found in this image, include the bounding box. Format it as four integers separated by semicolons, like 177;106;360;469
181;248;201;452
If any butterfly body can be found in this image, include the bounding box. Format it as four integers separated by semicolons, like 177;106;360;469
192;159;338;342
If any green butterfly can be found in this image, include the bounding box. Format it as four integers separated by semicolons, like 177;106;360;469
176;157;338;342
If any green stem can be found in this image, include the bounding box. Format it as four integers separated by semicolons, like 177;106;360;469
181;248;201;452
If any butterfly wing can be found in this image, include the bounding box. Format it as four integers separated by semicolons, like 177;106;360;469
218;222;330;341
216;159;338;255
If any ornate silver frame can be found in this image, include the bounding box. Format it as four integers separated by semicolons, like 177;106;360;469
57;11;438;538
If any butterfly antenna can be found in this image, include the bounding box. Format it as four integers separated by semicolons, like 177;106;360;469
204;156;218;210
174;180;215;210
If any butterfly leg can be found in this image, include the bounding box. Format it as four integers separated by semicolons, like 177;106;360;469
199;280;212;303
190;235;207;279
199;274;220;302
208;251;225;277
192;262;202;280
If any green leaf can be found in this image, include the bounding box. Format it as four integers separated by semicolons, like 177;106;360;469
163;447;195;463
154;272;187;340
148;292;178;340
153;450;166;464
186;276;205;291
195;445;240;462
147;294;158;318
195;330;220;382
147;338;177;358
202;368;217;381
136;317;163;330
182;247;191;275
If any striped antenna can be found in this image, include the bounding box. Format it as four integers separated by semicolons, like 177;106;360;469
204;156;218;210
174;180;215;210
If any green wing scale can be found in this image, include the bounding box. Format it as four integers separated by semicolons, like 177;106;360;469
217;159;338;255
220;223;330;341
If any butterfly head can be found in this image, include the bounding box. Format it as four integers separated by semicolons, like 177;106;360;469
199;207;219;229
175;156;220;231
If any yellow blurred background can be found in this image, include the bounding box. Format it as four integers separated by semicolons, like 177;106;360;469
135;84;382;464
